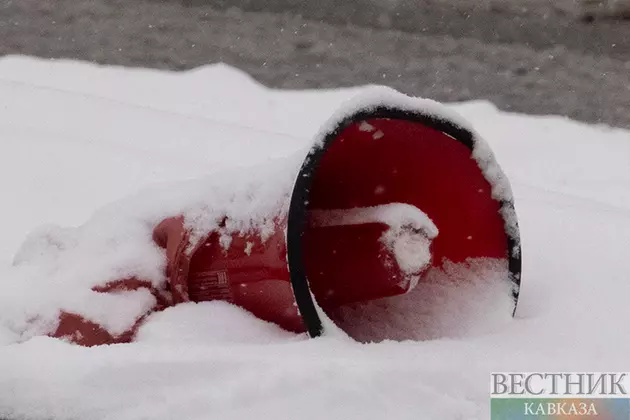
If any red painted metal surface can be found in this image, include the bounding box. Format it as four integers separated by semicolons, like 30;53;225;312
303;118;507;318
184;222;305;333
50;117;510;346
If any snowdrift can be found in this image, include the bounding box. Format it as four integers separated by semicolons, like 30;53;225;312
0;56;629;420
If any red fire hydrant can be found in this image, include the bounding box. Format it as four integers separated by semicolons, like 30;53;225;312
49;89;522;346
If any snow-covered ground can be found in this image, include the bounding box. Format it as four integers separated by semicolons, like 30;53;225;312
0;55;629;420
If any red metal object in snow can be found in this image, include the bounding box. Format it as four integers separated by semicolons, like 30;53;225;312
51;103;521;345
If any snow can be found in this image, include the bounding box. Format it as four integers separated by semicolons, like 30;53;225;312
0;77;514;345
135;301;299;345
308;203;438;239
0;55;629;419
328;258;514;343
382;226;433;278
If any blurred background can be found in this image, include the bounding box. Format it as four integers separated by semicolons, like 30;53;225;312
1;0;629;128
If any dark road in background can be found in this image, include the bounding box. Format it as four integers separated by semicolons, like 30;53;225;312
1;0;629;128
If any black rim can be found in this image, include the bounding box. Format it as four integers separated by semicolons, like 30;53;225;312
286;106;523;338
